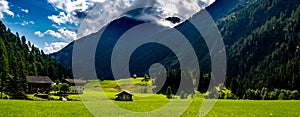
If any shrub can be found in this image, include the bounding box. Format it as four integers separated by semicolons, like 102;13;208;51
289;90;299;100
220;87;237;99
166;86;173;99
261;87;269;100
278;92;287;100
268;91;278;100
50;85;59;92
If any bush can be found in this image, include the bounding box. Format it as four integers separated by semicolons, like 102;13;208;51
3;95;10;99
268;91;278;100
100;78;105;81
0;92;9;99
261;87;269;100
243;89;255;100
289;90;299;100
278;93;287;100
220;87;237;99
166;86;173;99
50;85;59;92
241;88;300;100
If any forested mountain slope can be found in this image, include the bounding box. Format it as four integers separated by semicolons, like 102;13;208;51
0;21;72;98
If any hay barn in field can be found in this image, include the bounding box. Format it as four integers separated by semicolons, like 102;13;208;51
115;90;133;101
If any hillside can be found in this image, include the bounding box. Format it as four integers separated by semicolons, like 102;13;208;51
224;0;300;97
50;0;300;97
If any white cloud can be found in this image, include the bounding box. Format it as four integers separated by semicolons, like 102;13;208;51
29;21;35;24
43;42;68;54
34;29;77;41
48;12;73;25
34;31;44;37
0;0;14;19
58;28;77;41
44;30;63;39
131;0;203;19
77;0;132;38
201;0;215;5
47;0;105;25
48;0;88;13
52;24;60;28
78;0;212;38
21;8;29;13
21;20;35;26
47;0;215;38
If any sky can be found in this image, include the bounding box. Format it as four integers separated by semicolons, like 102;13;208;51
0;0;215;54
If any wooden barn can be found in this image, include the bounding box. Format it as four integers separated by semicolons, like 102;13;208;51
115;90;133;101
63;79;86;94
27;76;54;94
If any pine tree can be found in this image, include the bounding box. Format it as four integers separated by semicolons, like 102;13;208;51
6;52;28;99
16;52;28;93
230;78;239;95
166;86;173;99
0;38;9;99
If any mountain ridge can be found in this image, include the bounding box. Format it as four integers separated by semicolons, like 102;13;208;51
50;0;242;77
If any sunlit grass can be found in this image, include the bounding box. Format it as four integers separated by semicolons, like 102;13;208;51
0;79;300;116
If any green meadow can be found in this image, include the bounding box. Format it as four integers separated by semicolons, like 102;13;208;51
1;78;300;116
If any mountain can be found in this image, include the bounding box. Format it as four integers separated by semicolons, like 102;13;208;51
51;0;243;79
51;0;300;96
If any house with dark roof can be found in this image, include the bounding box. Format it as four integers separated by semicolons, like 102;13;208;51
27;76;54;94
63;79;86;94
115;90;134;101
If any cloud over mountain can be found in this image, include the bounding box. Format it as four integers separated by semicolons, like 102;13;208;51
34;28;77;41
77;0;214;38
44;42;68;54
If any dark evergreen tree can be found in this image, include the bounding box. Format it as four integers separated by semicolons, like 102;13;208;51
229;78;239;95
0;38;9;99
166;86;173;99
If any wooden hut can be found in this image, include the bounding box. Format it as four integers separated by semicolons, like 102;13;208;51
27;76;54;94
115;90;133;101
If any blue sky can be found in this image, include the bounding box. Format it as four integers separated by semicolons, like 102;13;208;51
0;0;215;54
1;0;95;53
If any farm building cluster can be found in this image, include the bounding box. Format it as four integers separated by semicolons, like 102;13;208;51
27;76;86;94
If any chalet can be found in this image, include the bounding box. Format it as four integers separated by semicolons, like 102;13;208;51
27;76;54;94
115;90;133;101
63;79;86;94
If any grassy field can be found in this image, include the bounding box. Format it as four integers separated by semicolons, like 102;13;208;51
0;78;300;116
